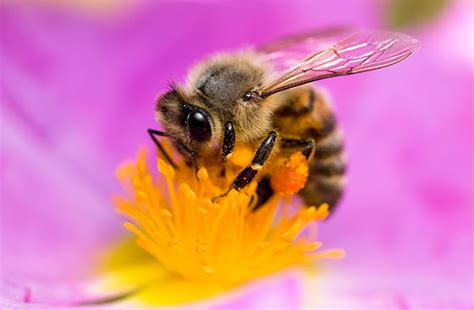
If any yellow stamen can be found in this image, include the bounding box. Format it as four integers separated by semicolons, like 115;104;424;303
114;148;344;288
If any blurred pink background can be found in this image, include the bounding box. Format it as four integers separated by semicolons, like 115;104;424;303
1;0;473;307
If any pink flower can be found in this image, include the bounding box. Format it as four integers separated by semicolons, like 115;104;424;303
1;0;472;308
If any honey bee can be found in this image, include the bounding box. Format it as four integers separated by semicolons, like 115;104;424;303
149;28;420;211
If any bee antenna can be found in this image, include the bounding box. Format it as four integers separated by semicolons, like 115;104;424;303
148;129;178;169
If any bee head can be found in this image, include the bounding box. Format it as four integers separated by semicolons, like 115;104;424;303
156;86;223;157
183;52;278;143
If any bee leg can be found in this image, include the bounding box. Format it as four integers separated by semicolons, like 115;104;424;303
176;142;199;176
221;121;236;163
280;137;316;160
219;121;235;176
190;154;199;176
212;131;278;202
251;137;314;210
147;129;178;169
230;131;278;191
252;175;274;211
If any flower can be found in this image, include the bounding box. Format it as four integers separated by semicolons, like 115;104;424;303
1;0;472;308
107;148;343;305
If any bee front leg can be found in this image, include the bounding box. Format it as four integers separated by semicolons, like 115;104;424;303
219;121;235;177
221;121;236;163
173;141;199;176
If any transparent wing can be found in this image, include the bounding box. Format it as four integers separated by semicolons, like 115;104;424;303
257;29;420;97
257;27;354;71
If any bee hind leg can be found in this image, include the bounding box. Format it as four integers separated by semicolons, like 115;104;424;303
250;137;316;211
280;137;316;160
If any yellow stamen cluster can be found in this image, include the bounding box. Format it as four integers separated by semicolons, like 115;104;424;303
114;150;343;287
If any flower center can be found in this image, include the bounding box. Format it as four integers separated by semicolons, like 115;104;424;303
114;149;344;287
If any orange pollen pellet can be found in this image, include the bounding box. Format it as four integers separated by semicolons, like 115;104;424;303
270;152;309;196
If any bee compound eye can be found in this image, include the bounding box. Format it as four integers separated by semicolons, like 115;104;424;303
187;110;212;142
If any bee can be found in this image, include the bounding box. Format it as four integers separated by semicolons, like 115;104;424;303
149;28;420;211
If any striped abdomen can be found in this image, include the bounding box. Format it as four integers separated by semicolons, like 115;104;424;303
273;87;346;211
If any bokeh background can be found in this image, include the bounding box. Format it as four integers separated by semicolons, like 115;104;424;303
1;0;473;307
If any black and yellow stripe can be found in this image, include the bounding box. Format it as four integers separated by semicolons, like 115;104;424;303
273;87;346;212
